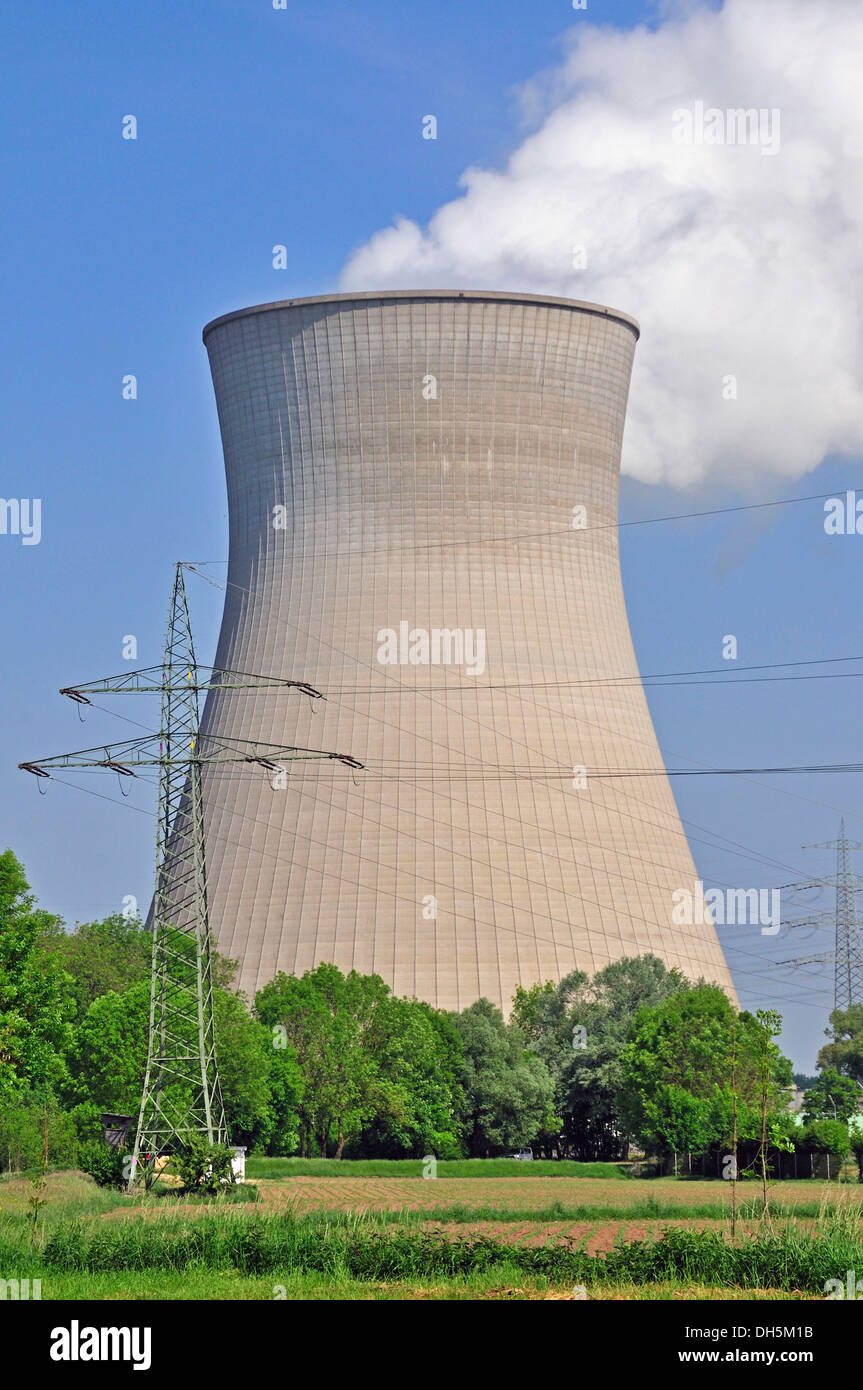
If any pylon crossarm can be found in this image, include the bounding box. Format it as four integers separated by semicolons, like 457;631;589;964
60;668;324;700
779;916;829;931
768;951;835;969
19;736;363;775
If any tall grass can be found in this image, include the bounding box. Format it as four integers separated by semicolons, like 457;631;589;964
0;1171;134;1222
21;1204;861;1292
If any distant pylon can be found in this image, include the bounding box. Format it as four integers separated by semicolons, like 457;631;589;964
827;819;863;1009
770;819;863;1011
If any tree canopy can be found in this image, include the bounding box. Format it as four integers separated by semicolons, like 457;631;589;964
0;847;838;1173
0;850;74;1101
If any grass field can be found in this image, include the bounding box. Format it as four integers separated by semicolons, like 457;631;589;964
1;1165;861;1300
244;1157;631;1179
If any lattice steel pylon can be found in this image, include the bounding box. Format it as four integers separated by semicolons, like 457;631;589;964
824;820;863;1010
19;562;363;1189
136;563;225;1181
768;819;863;1011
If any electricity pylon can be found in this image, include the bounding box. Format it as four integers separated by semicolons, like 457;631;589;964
768;820;863;1011
20;562;362;1188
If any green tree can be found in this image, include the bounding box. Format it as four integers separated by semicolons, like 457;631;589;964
263;1046;305;1156
796;1118;851;1161
639;1083;716;1156
0;1097;78;1172
175;1135;236;1193
212;987;281;1147
818;1006;863;1084
65;980;150;1114
258;965;464;1159
451;999;556;1156
346;994;462;1158
256;964;380;1156
803;1068;862;1124
37;912;151;1023
618;986;792;1161
512;956;688;1159
0;850;75;1100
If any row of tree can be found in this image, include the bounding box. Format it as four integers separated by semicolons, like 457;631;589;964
2;848;862;1170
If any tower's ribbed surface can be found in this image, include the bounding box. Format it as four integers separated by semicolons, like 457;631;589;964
198;290;735;1011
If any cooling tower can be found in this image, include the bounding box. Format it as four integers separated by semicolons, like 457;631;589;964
198;290;735;1011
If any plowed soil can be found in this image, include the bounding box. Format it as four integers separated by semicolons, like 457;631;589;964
251;1175;858;1213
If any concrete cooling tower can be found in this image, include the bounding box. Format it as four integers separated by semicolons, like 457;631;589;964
198;290;736;1011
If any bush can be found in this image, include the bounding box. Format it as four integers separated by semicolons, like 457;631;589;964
78;1140;128;1189
175;1135;236;1194
795;1119;851;1156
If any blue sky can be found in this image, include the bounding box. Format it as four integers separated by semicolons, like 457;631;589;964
2;0;860;1069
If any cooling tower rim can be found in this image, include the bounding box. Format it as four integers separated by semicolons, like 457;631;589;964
202;290;640;343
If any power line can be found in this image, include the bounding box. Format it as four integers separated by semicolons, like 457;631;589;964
69;610;861;900
79;566;857;903
305;653;863;698
45;753;837;1016
167;760;859;780
181;483;852;561
183;566;863;831
39;766;735;1000
76;694;821;897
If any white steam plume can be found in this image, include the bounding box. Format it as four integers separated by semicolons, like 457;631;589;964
341;0;863;488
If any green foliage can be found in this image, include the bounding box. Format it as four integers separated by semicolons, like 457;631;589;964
78;1140;128;1189
795;1119;851;1157
0;849;75;1099
450;999;556;1156
817;1005;863;1084
257;966;381;1157
346;995;463;1158
212;988;276;1146
513;956;690;1159
618;985;793;1156
257;1046;304;1156
175;1135;236;1193
0;1097;78;1172
65;980;150;1113
37;913;151;1023
256;964;463;1158
803;1068;861;1123
64;975;276;1148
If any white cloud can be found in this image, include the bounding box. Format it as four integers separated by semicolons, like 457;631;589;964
341;0;863;488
